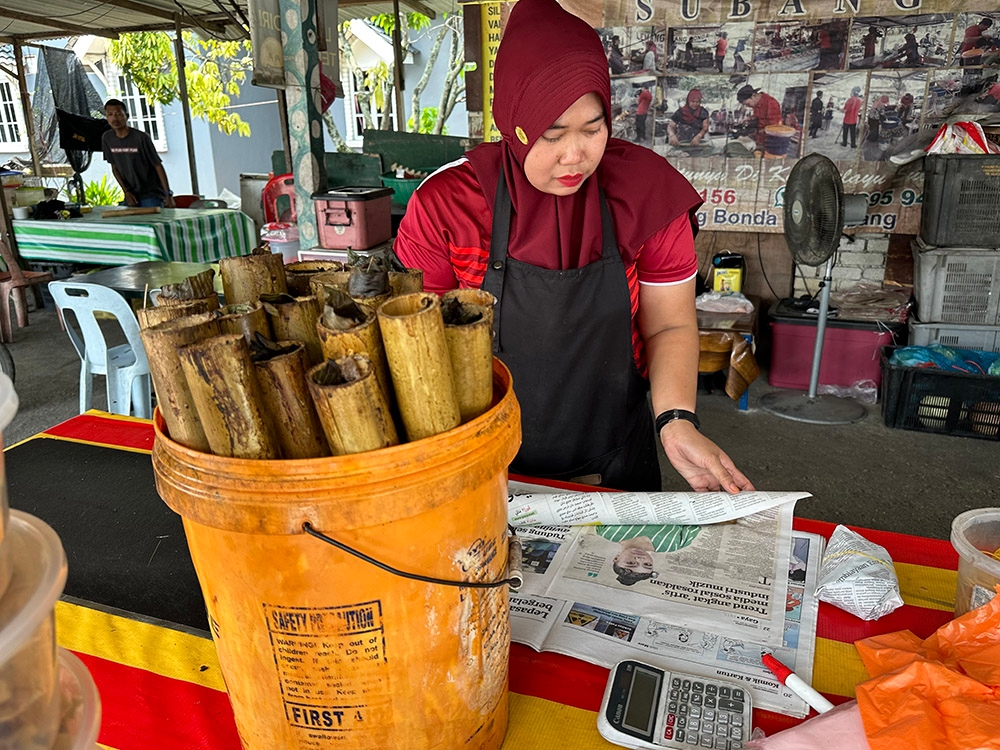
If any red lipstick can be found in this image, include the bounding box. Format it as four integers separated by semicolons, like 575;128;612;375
557;173;584;187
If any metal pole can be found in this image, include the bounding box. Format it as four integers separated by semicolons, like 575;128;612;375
391;0;405;131
806;257;834;399
173;16;200;195
275;90;293;173
12;42;42;179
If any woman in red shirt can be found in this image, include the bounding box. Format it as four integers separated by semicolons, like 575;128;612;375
394;0;752;493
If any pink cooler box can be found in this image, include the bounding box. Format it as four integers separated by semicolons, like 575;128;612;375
313;186;393;250
768;301;906;389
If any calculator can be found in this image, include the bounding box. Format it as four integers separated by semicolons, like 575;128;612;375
597;660;752;750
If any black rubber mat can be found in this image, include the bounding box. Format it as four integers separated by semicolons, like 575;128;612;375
5;437;208;631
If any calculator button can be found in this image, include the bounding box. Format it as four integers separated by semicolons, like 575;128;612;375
669;702;678;712
702;722;715;735
704;709;716;722
732;742;742;749
730;726;744;739
714;739;729;749
671;689;680;700
732;689;745;701
682;691;691;702
690;706;702;718
677;730;686;743
692;681;705;692
700;737;713;748
672;677;682;688
705;684;718;695
665;727;675;740
717;713;729;724
686;734;699;745
719;687;731;698
689;720;700;732
716;725;729;736
718;698;744;713
704;695;717;708
667;714;676;727
691;694;703;706
730;715;743;727
679;704;690;715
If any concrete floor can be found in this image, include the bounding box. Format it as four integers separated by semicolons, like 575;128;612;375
3;302;996;543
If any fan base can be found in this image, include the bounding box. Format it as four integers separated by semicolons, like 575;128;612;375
758;390;867;425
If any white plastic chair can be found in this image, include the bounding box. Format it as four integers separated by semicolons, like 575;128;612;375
47;280;152;419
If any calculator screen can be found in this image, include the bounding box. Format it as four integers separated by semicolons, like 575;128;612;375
622;665;660;735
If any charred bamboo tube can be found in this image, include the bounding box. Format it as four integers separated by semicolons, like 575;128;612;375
377;293;460;441
261;294;324;365
137;297;217;329
389;269;424;296
139;312;222;452
309;271;351;305
285;260;343;297
157;269;219;304
442;298;493;423
219;248;288;305
307;355;398;455
217;302;271;342
441;289;496;327
178;332;280;459
251;339;331;459
316;294;392;405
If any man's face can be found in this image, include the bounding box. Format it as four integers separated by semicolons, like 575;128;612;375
613;547;654;574
105;105;128;129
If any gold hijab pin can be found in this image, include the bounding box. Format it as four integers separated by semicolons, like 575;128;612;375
515;126;528;145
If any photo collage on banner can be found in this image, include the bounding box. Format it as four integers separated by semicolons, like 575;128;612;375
592;7;1000;233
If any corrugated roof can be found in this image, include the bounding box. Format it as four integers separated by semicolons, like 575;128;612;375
0;0;460;41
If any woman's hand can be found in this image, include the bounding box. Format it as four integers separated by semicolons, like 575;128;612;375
659;420;754;494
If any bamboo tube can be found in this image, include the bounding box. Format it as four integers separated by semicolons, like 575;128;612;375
309;271;351;305
137;297;217;329
307;355;398;455
441;289;496;327
260;294;324;365
157;269;218;304
251;338;331;459
139;312;222;452
389;269;424;296
178;332;280;459
316;292;393;406
219;248;288;305
217;301;271;342
377;293;460;441
285;260;343;297
441;298;493;423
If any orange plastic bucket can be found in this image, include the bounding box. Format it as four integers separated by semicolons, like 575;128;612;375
153;360;520;749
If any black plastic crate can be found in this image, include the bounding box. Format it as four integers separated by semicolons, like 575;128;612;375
920;154;1000;247
880;345;1000;440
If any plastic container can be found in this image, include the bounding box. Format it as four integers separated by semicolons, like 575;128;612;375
911;238;1000;326
920;154;1000;247
13;187;45;207
908;317;1000;353
152;359;520;749
880;346;1000;440
261;222;301;264
0;372;18;602
52;649;102;750
950;508;1000;616
380;172;422;209
313;186;393;251
768;301;905;390
0;510;69;750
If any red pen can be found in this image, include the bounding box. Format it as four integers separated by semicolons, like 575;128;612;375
761;652;834;714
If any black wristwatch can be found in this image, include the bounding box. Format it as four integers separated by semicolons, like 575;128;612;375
655;409;700;432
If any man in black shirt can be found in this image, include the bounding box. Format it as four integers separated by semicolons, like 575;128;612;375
101;99;175;208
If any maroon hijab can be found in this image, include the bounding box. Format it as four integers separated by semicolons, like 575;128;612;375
466;0;701;270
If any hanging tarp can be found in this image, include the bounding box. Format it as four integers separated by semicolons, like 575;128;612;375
31;47;106;167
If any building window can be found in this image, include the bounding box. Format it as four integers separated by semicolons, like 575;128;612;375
0;75;27;149
105;66;168;152
340;70;398;148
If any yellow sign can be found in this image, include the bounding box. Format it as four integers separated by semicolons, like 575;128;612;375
481;2;505;142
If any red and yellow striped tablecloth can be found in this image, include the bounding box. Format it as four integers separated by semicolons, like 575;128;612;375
40;413;958;750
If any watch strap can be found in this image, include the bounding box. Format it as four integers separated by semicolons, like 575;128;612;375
655;409;700;432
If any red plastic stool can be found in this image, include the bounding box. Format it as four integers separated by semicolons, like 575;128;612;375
262;173;297;223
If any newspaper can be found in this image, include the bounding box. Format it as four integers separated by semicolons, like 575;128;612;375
509;489;811;527
510;528;825;718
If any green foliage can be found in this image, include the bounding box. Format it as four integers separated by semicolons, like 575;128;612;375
108;32;253;137
367;12;431;35
84;174;124;206
407;107;448;135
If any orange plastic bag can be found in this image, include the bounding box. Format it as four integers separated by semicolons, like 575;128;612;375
854;585;1000;750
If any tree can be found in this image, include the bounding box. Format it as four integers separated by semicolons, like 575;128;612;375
108;32;253;137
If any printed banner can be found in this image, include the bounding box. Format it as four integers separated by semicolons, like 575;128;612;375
248;0;341;89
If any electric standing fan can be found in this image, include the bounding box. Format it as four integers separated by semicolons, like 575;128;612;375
759;153;869;424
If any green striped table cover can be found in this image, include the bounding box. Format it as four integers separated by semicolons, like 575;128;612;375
13;208;257;265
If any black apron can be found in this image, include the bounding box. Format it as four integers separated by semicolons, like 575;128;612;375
481;174;661;491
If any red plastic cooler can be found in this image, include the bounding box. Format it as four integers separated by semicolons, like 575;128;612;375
313;186;393;250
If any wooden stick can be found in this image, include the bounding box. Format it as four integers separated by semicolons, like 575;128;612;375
139;311;222;451
178;332;280;459
377;293;460;441
219;248;288;305
261;294;324;365
316;294;393;406
441;298;493;423
216;302;271;342
307;355;398;455
137;297;218;329
251;339;331;459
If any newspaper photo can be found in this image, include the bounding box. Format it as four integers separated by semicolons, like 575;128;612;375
510;529;825;718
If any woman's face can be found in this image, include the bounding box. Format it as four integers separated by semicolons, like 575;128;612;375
613;547;654;574
523;92;608;196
